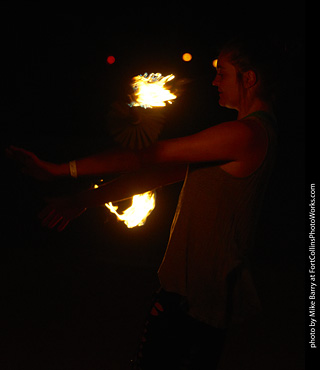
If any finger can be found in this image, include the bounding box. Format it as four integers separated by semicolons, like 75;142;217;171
38;205;54;220
57;219;70;232
41;209;57;226
47;214;63;229
9;146;33;156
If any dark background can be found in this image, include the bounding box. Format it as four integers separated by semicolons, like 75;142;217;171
2;4;306;370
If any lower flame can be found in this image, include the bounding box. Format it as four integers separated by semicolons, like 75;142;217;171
105;191;156;228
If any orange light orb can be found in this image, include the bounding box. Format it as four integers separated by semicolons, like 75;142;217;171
182;53;192;62
212;59;218;68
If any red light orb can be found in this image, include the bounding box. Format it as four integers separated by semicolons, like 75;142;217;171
106;56;115;64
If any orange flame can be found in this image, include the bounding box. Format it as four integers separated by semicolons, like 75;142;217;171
105;191;156;228
129;73;177;108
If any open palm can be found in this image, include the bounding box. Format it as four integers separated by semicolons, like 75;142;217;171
39;197;87;231
6;146;57;181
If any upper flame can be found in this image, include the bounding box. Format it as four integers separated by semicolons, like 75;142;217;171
105;191;156;228
129;73;177;109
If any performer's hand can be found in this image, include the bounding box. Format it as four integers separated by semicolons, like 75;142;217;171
39;197;87;231
6;146;60;181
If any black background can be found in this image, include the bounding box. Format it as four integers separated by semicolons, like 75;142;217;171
2;3;306;370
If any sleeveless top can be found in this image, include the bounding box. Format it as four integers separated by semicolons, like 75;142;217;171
158;111;277;328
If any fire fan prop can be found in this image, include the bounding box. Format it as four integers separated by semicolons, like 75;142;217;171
105;191;156;228
129;73;176;108
107;73;177;150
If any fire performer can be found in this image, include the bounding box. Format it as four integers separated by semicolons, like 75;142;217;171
7;35;280;369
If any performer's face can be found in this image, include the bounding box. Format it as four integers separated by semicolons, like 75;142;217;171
212;55;241;110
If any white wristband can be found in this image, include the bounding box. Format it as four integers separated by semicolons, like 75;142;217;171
69;160;78;178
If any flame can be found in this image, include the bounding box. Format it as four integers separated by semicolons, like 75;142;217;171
105;191;156;228
129;73;177;109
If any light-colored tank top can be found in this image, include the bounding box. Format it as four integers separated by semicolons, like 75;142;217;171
158;111;277;328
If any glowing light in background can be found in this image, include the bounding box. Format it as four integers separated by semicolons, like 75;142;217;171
182;53;192;62
107;55;116;64
212;59;218;68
